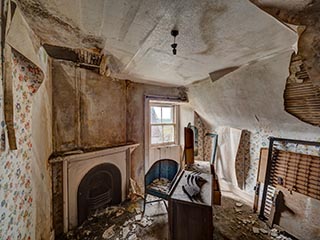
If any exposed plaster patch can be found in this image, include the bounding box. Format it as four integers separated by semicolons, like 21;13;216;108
250;0;320;86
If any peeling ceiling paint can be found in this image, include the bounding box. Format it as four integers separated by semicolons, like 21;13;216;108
250;0;320;87
16;0;297;86
188;50;320;135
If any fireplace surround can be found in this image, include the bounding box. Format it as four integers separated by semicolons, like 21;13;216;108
50;143;139;231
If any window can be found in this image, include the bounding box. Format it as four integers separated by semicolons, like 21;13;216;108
150;103;177;145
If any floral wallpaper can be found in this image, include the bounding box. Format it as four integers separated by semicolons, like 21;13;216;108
235;127;320;195
194;112;204;160
203;134;214;162
243;128;273;194
194;112;214;162
235;130;251;190
0;49;43;240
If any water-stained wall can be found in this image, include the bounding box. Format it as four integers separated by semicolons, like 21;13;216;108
52;61;127;152
52;60;185;188
126;82;185;186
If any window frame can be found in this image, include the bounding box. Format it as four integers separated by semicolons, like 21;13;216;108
149;102;178;147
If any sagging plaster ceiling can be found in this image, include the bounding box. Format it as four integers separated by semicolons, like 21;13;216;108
188;50;320;136
250;0;320;87
16;0;297;86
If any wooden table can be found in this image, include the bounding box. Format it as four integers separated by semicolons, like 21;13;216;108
169;170;213;240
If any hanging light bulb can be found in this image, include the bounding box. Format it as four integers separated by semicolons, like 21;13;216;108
171;30;179;55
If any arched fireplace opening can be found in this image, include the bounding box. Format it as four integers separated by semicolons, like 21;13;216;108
77;163;121;225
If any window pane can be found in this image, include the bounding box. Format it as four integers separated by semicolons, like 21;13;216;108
151;106;161;123
162;107;173;123
163;125;174;143
151;125;163;144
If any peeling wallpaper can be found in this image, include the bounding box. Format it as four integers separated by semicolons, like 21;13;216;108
194;112;204;161
235;127;320;196
0;50;43;240
189;50;320;197
194;112;216;162
237;127;273;195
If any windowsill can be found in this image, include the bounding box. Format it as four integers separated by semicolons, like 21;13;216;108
150;144;180;149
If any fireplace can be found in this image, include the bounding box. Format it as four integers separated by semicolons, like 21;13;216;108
77;163;121;225
50;143;139;232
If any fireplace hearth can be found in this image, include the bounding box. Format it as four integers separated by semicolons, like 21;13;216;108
78;163;121;225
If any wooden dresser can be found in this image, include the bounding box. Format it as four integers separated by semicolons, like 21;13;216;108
168;170;213;240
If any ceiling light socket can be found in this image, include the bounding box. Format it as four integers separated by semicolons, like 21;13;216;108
171;30;179;37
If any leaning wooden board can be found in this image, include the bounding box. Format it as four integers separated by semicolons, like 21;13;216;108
169;170;213;240
253;148;268;213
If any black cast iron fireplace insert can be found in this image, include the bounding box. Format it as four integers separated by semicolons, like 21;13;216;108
77;163;121;225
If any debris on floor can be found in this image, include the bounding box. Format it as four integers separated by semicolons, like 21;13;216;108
59;196;294;240
137;217;153;227
127;233;138;240
129;178;144;200
260;228;268;234
251;227;293;240
116;209;125;217
253;227;260;234
212;196;295;240
270;228;279;238
121;226;130;238
233;201;244;214
147;178;171;193
102;225;115;239
135;214;142;221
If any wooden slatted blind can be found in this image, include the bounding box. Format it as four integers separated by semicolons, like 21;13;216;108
260;137;320;223
269;149;320;201
284;53;320;127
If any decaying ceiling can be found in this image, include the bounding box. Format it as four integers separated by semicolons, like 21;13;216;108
250;0;320;87
15;0;296;86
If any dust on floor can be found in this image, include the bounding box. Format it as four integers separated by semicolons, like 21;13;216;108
59;195;293;240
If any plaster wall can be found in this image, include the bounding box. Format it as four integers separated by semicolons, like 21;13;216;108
31;54;53;239
187;50;320;237
179;104;194;149
125;82;185;186
52;61;78;151
52;60;127;152
188;50;320;196
52;61;185;188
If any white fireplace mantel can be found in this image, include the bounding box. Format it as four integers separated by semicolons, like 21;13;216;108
51;143;139;231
